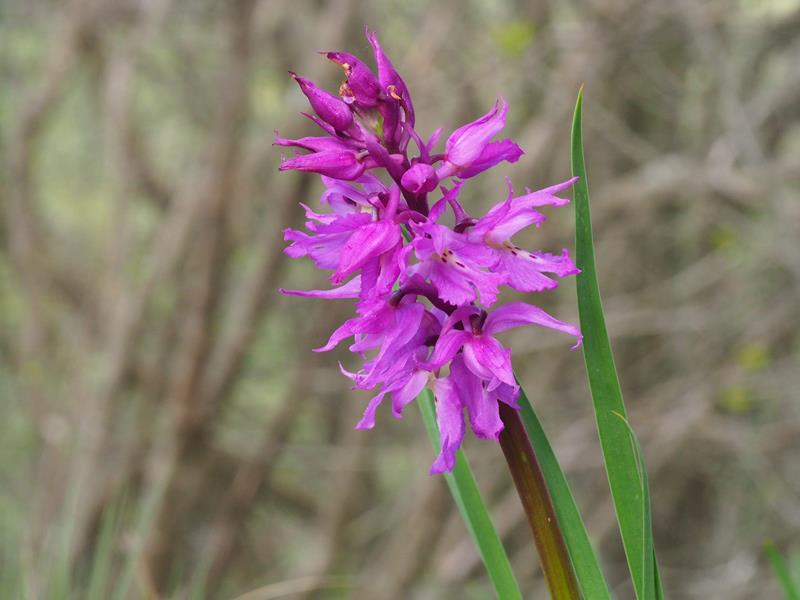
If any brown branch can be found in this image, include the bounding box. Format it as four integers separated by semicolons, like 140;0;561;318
297;403;370;600
371;473;452;600
203;355;312;594
196;0;360;420
142;0;257;589
3;0;86;409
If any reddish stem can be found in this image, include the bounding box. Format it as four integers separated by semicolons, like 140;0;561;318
498;402;581;599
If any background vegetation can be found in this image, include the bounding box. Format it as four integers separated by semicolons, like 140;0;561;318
1;0;799;598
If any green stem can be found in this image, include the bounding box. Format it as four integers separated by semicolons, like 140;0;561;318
498;402;582;600
418;391;522;599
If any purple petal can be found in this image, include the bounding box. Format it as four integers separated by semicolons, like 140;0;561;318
494;251;559;293
467;266;505;307
314;317;362;352
428;197;448;223
442;181;470;223
391;370;428;418
355;390;387;429
283;228;349;270
319;178;372;210
444;98;508;168
315;303;395;353
310;211;373;233
427;260;479;306
451;355;503;440
458;138;524;179
280;276;361;299
357;302;425;385
425;128;443;154
515;177;579;207
470;190;548;244
424;329;471;370
484;208;547;242
283;212;372;271
425;257;504;307
274;134;356;153
462;335;516;388
299;202;338;225
301;111;337;136
483;301;582;348
282;228;312;258
439;305;481;337
429;377;465;474
333;221;401;284
528;249;580;277
357;247;403;307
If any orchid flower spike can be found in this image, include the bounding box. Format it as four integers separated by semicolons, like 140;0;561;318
279;29;581;474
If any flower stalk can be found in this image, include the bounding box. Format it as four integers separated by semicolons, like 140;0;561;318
498;401;582;600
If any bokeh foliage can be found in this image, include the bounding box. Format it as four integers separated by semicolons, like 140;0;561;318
1;1;799;598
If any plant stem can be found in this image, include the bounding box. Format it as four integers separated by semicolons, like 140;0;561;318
498;402;582;600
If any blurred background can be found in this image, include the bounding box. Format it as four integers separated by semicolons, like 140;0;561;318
1;0;799;598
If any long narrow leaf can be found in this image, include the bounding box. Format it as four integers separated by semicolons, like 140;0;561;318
766;542;800;600
654;548;665;600
516;385;613;600
571;86;661;600
613;410;656;599
417;389;522;600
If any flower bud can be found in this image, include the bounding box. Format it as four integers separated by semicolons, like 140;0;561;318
290;71;354;133
366;29;414;126
447;99;507;165
279;150;365;180
400;163;439;194
325;52;381;107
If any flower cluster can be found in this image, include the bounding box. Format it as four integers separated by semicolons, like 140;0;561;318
279;30;581;474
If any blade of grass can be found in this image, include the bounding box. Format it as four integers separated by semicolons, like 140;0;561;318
417;389;522;600
571;86;661;600
766;541;800;600
113;460;172;600
45;479;82;599
87;498;126;600
516;385;613;600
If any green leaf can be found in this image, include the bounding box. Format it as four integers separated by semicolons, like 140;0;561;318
417;389;522;600
654;548;665;600
766;541;800;600
612;410;657;600
571;86;662;600
516;386;613;600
